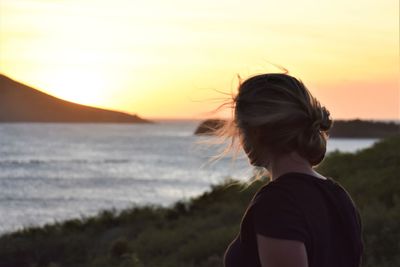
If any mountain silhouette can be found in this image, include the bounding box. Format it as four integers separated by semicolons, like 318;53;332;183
0;74;150;123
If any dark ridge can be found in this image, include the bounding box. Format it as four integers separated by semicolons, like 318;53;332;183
0;74;151;123
194;118;400;138
328;119;399;138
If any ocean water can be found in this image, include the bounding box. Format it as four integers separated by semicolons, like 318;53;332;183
0;121;378;234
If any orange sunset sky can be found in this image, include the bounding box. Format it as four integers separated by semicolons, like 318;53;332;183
0;0;399;120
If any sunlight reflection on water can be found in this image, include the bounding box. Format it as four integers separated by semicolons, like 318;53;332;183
0;122;378;233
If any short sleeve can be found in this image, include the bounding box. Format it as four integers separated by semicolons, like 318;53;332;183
250;186;309;243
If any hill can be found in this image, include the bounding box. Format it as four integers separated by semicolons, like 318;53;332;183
0;136;399;267
0;74;150;123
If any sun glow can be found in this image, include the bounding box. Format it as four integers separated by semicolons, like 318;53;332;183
40;70;109;106
0;0;398;119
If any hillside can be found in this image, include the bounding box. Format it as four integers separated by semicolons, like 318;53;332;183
0;136;399;267
0;74;150;123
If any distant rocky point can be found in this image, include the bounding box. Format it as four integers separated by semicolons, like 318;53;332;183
195;118;400;138
194;119;226;135
0;74;150;123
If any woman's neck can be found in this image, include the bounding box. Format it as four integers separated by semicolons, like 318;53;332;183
268;151;324;181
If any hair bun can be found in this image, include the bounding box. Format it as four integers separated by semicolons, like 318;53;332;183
309;105;332;133
319;106;332;131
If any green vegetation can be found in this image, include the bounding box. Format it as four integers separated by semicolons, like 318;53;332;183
1;136;399;267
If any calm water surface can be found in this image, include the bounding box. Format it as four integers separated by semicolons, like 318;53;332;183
0;121;378;234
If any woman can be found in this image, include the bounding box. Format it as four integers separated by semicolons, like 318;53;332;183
221;73;363;267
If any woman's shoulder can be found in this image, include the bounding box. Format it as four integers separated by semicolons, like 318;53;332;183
251;179;299;207
251;172;341;207
241;176;311;244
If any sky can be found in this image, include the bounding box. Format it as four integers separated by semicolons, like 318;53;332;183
0;0;399;120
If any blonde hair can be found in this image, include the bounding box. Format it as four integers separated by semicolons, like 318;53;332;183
211;73;332;168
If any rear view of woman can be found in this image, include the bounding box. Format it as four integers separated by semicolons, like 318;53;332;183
222;73;363;267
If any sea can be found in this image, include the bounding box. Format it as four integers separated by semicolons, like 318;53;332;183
0;121;379;234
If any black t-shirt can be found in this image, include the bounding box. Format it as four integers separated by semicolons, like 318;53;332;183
224;172;363;267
